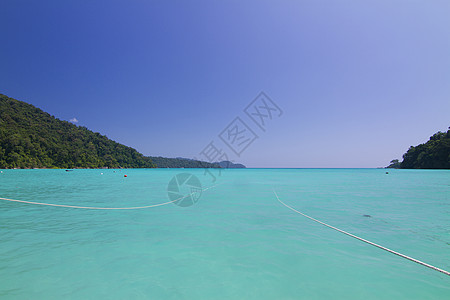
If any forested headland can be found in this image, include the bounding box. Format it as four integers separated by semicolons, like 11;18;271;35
0;94;222;169
387;129;450;169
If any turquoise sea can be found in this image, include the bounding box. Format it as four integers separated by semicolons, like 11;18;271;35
0;168;449;299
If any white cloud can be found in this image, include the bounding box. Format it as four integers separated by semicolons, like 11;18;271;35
69;117;79;123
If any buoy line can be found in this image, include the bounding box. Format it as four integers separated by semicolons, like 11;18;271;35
273;189;450;277
0;184;218;210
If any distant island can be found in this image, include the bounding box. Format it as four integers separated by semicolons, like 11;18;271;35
215;161;246;168
148;157;245;169
387;128;450;169
0;94;244;169
162;158;245;169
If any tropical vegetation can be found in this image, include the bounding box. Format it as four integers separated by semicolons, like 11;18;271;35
387;129;450;169
0;94;222;169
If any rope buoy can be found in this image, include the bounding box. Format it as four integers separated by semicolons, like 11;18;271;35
0;184;218;210
273;189;450;277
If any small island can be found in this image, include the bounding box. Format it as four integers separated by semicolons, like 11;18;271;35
387;128;450;169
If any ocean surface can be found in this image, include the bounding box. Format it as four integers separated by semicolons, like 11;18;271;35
0;168;449;299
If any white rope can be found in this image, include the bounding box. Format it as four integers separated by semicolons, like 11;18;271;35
273;189;450;277
0;184;218;210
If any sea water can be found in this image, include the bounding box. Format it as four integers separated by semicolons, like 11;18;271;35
0;168;449;299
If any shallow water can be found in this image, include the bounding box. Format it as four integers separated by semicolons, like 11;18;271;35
0;168;449;299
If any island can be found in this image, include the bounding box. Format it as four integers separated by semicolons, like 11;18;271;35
387;128;450;169
0;94;245;169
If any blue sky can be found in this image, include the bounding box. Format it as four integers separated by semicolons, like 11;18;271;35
1;0;449;167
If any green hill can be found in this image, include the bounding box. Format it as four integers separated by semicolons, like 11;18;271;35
0;93;221;169
0;94;157;169
387;129;450;169
148;157;220;168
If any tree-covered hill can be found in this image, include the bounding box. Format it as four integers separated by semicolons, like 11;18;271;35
387;129;450;169
148;156;220;168
215;160;246;168
0;93;158;169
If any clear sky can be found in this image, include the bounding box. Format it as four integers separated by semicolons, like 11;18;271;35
1;0;449;168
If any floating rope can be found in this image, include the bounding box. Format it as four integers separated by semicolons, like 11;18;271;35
0;184;218;210
273;189;450;277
